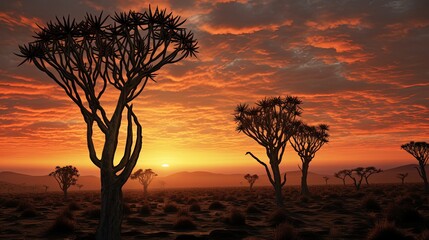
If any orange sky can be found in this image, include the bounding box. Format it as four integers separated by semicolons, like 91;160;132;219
0;0;428;176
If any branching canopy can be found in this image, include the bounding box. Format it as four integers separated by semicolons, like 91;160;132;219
290;123;329;162
130;168;157;186
49;165;79;192
401;141;429;165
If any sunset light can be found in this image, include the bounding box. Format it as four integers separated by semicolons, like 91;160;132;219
161;163;170;168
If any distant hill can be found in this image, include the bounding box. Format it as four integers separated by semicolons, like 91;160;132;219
0;164;425;192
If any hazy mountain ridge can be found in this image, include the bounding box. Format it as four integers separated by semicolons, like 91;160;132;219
0;164;424;192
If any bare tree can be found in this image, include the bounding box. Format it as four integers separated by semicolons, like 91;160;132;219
363;167;382;185
42;184;49;192
334;170;348;186
323;176;329;185
345;168;364;190
290;123;329;196
401;141;429;192
17;8;197;239
244;174;259;191
397;173;408;185
49;166;79;198
234;96;302;206
130;169;157;197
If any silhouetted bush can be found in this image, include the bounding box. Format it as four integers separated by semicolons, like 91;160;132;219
209;201;226;210
274;222;299;240
46;209;75;236
139;204;151;216
363;197;381;212
174;216;196;230
246;204;262;214
68;201;81;211
164;202;179;213
83;207;100;219
366;221;407;240
189;203;201;212
267;209;288;226
224;208;246;226
386;204;424;228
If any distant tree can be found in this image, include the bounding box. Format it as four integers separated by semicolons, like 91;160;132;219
17;8;197;239
397;173;408;185
49;165;79;198
334;170;348;186
363;167;382;185
290;123;329;196
244;174;259;191
234;96;302;206
345;168;365;190
76;184;84;190
158;180;166;189
130;169;157;197
401;141;429;192
323;176;329;185
42;184;49;192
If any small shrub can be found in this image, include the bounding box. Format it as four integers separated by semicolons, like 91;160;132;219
386;204;424;228
16;201;34;212
363;197;381;212
68;201;81;211
164;202;179;213
189;203;201;212
139;204;151;216
367;221;407;240
177;208;190;217
274;222;299;240
47;210;75;235
83;207;100;219
267;209;288;226
20;207;38;218
209;201;226;210
174;216;196;230
246;204;262;214
225;208;246;226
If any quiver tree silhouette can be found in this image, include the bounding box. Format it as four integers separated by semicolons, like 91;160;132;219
344;168;364;190
130;169;157;197
323;176;329;185
363;167;382;185
290;123;329;196
17;8;197;240
397;173;408;185
401;141;429;192
234;96;302;206
49;165;79;198
334;170;348;186
244;174;259;191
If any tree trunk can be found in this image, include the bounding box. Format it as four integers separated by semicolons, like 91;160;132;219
271;164;283;206
143;184;148;198
63;188;68;199
419;163;429;192
301;162;310;196
96;172;123;240
250;182;254;191
342;179;346;186
365;177;369;185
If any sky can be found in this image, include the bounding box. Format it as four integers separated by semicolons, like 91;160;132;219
0;0;428;176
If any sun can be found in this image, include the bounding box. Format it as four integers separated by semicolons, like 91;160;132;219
161;163;170;168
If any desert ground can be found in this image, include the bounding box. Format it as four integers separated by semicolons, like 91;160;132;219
0;184;428;240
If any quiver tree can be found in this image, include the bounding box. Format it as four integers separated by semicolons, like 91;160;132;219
401;141;429;192
397;173;408;185
244;174;259;191
334;170;348;186
49;165;79;198
17;8;197;240
323;176;329;185
363;166;382;185
344;168;364;190
290;123;329;196
234;96;302;206
130;168;157;197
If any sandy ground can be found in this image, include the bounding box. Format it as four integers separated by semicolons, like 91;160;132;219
0;183;428;239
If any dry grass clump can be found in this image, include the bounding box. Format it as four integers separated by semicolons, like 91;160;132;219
267;209;289;226
139;204;151;216
67;201;81;211
246;204;262;214
164;202;179;213
224;208;246;226
82;206;100;219
189;202;201;212
362;196;381;212
209;201;226;210
386;204;424;229
274;222;299;240
174;216;197;230
366;221;407;240
46;209;75;236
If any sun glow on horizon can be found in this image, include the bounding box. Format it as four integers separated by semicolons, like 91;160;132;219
161;163;170;168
